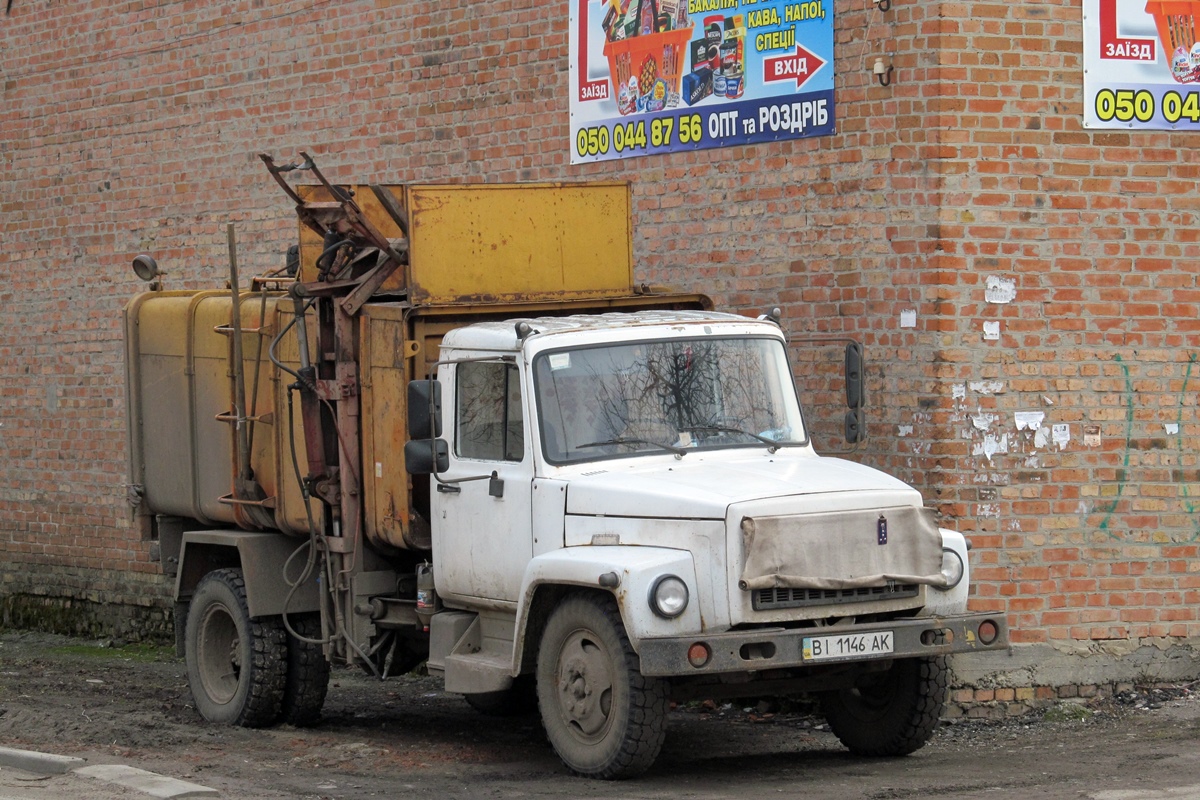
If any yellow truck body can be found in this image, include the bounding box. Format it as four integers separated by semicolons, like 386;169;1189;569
124;182;708;550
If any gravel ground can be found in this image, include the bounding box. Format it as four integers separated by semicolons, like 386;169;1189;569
0;630;1197;799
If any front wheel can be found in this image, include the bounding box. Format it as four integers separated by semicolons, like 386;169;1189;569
536;594;669;779
820;656;948;756
185;568;286;727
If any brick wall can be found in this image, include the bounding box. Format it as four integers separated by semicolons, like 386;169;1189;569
0;0;1196;685
923;1;1200;687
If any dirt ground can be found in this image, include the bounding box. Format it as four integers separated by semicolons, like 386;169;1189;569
0;630;1198;800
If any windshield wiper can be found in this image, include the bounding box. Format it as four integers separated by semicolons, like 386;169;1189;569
577;438;688;456
679;425;784;453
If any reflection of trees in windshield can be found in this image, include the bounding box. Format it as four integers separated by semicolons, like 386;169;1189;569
536;337;802;463
651;342;720;429
597;342;756;431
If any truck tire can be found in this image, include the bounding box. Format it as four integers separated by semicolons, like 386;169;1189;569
279;613;330;727
185;568;286;727
536;594;669;779
820;656;947;756
464;675;538;717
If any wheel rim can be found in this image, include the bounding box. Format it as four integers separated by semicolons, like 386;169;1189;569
554;628;615;743
196;601;242;705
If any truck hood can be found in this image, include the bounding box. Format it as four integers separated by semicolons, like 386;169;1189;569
563;451;920;519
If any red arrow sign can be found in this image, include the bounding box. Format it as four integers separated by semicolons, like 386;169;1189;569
762;45;826;89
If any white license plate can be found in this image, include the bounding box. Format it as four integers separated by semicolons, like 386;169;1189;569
803;631;894;662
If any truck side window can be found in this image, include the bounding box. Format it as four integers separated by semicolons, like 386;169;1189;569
455;361;524;461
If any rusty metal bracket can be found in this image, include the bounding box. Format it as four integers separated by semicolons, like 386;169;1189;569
298;151;407;267
218;493;279;510
340;250;406;316
215;410;275;425
368;184;410;239
260;152;409;310
315;378;358;401
258;152;313;207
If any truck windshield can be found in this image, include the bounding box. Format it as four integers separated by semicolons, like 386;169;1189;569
533;336;806;464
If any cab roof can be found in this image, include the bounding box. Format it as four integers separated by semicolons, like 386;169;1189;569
440;310;777;352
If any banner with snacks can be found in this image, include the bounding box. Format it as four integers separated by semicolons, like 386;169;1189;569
568;0;835;164
1083;0;1200;129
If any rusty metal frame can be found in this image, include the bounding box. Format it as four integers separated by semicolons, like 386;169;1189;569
259;153;414;665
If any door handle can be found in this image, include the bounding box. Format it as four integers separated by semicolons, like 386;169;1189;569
436;483;461;494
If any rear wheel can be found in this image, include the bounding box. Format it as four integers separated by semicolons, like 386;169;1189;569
536;594;669;779
185;568;286;727
279;613;330;727
820;656;947;756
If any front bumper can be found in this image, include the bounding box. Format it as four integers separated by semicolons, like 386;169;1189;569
636;612;1008;677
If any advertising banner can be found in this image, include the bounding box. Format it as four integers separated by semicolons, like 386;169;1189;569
1084;0;1200;129
568;0;835;164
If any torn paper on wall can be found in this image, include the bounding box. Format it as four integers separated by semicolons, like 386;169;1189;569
1034;426;1049;448
985;276;1017;304
972;412;998;431
1053;423;1070;450
900;309;916;328
969;381;1005;395
972;433;1010;461
983;321;1000;340
1015;411;1045;431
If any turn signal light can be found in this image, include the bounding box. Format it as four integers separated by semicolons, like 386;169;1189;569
978;620;999;646
687;642;711;668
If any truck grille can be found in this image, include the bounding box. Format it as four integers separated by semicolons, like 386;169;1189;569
752;583;920;611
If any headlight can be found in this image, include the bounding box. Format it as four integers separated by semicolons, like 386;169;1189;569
938;547;965;590
649;575;689;619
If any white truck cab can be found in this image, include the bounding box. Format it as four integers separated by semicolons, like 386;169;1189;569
410;310;1005;778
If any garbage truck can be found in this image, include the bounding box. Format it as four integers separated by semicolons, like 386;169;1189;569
122;154;1008;779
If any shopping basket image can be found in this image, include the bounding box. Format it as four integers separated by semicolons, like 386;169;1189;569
603;26;694;115
1145;0;1200;81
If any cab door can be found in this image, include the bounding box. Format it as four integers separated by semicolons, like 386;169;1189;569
431;358;532;604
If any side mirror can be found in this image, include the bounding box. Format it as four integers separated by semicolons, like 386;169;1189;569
845;342;864;410
845;409;864;444
407;380;442;440
844;342;865;443
404;438;449;475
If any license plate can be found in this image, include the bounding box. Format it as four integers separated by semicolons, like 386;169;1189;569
803;631;894;662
